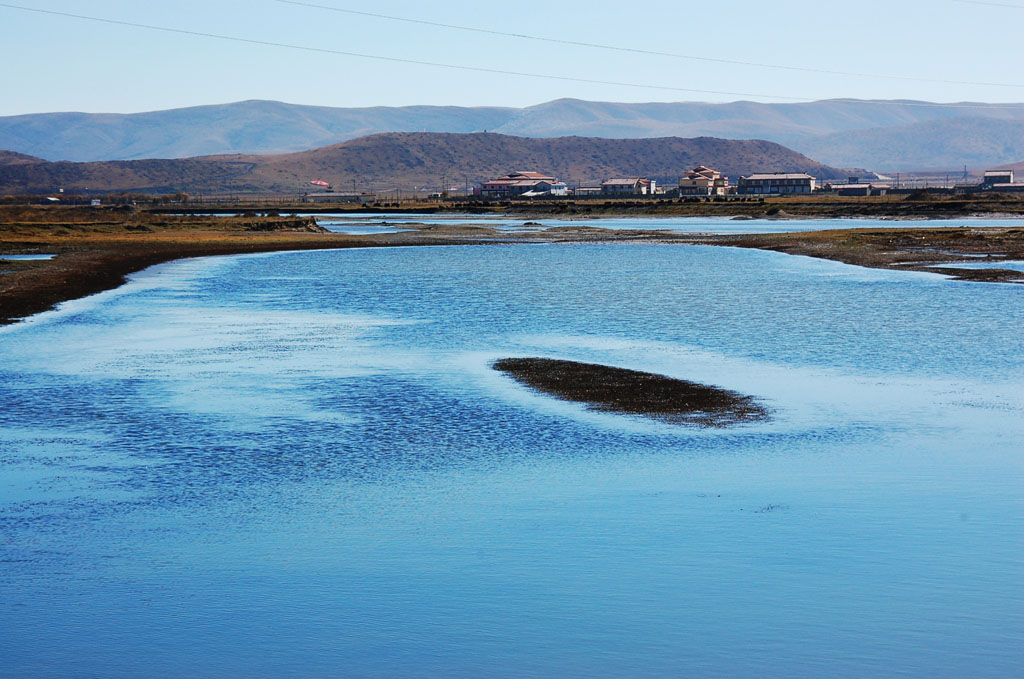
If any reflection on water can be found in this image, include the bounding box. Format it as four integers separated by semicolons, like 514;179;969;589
1;242;1022;678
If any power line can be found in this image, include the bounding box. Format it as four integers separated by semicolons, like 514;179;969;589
0;3;816;102
1;2;1021;111
953;0;1024;8
277;0;1024;90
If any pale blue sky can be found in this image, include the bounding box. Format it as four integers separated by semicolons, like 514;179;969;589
0;0;1021;116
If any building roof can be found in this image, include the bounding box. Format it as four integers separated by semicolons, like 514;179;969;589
686;166;720;178
603;177;647;185
508;171;555;179
483;171;558;186
984;170;1013;176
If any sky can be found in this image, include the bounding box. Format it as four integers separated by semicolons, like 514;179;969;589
0;0;1022;116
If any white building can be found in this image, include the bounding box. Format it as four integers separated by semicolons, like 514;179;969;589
476;171;566;197
679;166;728;196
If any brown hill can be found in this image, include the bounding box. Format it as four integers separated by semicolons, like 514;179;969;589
997;159;1024;173
0;132;861;195
0;150;46;166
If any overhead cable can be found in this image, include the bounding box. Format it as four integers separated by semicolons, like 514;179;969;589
1;3;1021;110
276;0;1024;90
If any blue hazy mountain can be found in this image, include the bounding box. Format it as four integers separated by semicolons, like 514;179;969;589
2;98;1023;170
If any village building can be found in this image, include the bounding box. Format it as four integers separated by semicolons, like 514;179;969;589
837;183;887;197
982;170;1014;187
476;171;567;198
678;166;729;197
601;177;656;196
737;173;817;195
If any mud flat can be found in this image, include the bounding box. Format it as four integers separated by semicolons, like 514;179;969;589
404;221;1024;283
4;204;1022;327
494;357;769;426
702;227;1024;283
0;207;461;325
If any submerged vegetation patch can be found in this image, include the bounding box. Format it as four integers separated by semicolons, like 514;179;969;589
493;357;769;427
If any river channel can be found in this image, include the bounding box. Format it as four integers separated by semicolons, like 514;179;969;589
1;239;1021;677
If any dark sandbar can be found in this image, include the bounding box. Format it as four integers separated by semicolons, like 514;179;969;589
494;357;769;427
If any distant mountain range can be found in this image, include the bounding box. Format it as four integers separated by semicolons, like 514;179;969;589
2;98;1023;172
798;117;1024;172
0;132;859;195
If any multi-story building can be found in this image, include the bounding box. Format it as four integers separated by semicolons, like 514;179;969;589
737;173;817;195
678;166;728;196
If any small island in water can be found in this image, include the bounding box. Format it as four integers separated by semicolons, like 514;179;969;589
494;357;769;426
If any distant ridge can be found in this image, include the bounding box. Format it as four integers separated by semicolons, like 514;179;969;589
997;159;1024;173
2;98;1023;171
797;117;1024;171
0;132;862;195
0;150;46;165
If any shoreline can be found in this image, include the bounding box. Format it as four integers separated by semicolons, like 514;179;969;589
154;193;1024;221
402;221;1024;284
698;227;1024;284
3;209;1022;326
0;210;474;325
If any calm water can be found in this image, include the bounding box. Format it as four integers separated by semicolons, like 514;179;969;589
1;241;1022;678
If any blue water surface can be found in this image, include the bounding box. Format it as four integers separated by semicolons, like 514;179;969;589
0;241;1022;678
